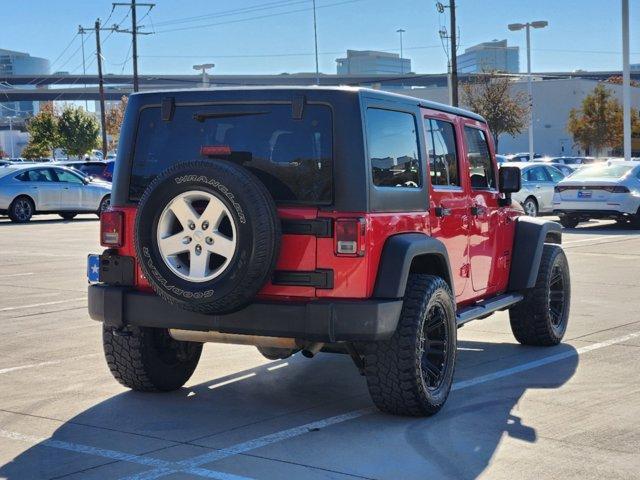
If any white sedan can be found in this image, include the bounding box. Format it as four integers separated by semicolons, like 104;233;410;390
552;161;640;228
0;164;111;223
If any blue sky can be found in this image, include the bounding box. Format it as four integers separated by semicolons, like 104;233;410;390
2;0;639;76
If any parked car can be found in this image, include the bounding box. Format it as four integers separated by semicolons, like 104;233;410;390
545;156;597;166
0;164;111;222
553;160;640;228
0;160;12;167
495;154;509;164
506;152;544;162
546;162;576;177
57;160;114;182
88;87;571;417
502;162;566;216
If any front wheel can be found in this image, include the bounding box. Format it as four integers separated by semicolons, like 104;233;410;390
509;244;570;346
102;325;202;391
362;275;457;416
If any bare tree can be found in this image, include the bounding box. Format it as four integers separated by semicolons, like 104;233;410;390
461;73;529;149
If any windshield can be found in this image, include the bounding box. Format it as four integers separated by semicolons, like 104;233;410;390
130;103;333;205
569;164;634;180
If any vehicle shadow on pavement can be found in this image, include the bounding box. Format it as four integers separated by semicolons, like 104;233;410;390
564;220;640;235
0;340;578;480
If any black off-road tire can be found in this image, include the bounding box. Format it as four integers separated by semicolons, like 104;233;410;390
102;325;202;392
362;275;457;416
559;215;579;229
135;159;281;315
59;212;77;220
509;244;571;346
8;196;34;223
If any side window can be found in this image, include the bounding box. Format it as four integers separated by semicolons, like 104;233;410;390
15;172;30;182
54;169;84;184
464;127;496;189
366;108;421;189
546;166;565;182
424;118;459;187
27;169;55;182
525;167;551;182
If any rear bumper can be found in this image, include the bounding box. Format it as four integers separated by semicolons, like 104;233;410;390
88;284;402;342
553;209;632;218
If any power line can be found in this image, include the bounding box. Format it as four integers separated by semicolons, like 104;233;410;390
153;0;365;34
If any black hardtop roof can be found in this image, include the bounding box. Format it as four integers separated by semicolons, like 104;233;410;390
130;86;486;123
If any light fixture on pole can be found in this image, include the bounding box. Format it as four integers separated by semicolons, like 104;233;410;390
193;63;215;88
396;28;406;74
622;0;631;161
508;20;548;162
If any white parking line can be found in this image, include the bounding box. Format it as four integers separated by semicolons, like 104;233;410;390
0;430;252;480
563;234;636;245
118;329;640;480
0;297;85;312
0;354;98;375
2;330;638;480
0;272;34;278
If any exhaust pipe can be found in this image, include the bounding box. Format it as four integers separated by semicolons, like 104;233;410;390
301;342;324;358
169;329;298;349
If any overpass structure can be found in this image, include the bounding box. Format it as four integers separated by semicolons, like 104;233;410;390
1;71;638;102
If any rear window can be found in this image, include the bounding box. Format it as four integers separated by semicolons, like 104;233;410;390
79;164;107;176
570;164;634;180
129;103;333;204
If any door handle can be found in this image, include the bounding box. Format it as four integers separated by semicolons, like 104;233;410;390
31;186;38;190
63;187;69;190
535;185;542;189
435;206;451;217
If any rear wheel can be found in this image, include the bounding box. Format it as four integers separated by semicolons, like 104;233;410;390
102;325;202;391
509;244;570;346
8;196;34;223
559;214;579;229
96;195;110;216
362;275;457;416
522;197;538;217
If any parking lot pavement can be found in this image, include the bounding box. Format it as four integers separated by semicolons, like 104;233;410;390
0;214;639;479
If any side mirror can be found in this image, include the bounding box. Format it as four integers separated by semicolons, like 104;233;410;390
498;166;521;207
499;166;521;194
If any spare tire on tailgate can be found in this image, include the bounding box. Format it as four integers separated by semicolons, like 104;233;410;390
135;159;281;314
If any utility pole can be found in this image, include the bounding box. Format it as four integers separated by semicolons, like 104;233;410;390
449;0;458;106
622;0;631;161
113;1;155;92
95;19;108;158
78;26;89;111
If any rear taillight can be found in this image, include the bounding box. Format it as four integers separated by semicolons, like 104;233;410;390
101;210;123;247
335;218;365;256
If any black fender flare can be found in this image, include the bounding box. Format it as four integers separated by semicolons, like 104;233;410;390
373;233;454;299
508;216;562;291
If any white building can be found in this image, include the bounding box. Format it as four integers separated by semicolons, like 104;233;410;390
391;78;640;156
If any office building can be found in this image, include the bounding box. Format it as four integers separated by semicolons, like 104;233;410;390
457;40;519;73
336;50;411;75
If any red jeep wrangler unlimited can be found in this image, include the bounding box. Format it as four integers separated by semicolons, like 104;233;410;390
88;87;570;416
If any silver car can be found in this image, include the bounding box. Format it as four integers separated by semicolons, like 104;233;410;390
502;162;566;217
0;164;111;223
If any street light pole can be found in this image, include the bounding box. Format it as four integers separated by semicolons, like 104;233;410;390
396;28;406;74
193;63;215;88
312;0;320;85
8;116;15;158
622;0;631;161
509;20;548;162
78;26;89;111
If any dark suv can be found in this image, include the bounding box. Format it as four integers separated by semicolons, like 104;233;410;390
88;87;570;416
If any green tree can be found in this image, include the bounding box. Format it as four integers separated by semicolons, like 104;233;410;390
461;73;529;149
58;106;100;158
568;83;625;156
21;142;51;160
26;103;60;158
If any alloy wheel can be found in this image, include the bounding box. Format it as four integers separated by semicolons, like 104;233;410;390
419;303;450;391
156;190;237;282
